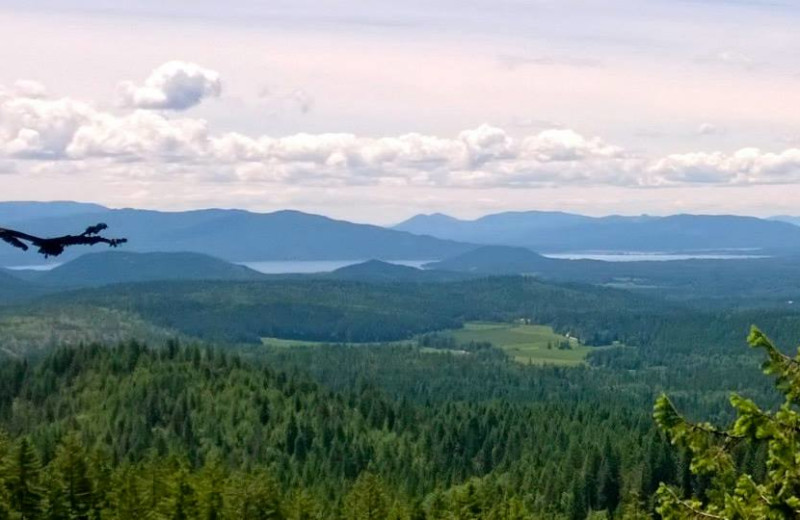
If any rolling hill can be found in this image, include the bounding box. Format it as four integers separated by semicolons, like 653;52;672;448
424;246;557;274
34;251;266;287
0;269;41;303
329;259;472;283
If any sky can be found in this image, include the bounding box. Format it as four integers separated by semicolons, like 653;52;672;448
1;0;800;224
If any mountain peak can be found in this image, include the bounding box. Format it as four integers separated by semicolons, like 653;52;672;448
395;213;461;227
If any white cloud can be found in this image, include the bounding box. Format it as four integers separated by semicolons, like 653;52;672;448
0;93;95;159
10;80;48;99
117;61;222;111
2;78;800;191
67;111;211;160
648;148;800;185
520;129;624;162
459;124;515;164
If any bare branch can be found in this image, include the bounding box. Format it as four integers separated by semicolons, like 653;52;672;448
0;223;127;258
662;487;727;520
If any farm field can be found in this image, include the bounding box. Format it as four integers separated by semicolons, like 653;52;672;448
446;321;598;366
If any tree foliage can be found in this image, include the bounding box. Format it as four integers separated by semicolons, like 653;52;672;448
654;326;800;519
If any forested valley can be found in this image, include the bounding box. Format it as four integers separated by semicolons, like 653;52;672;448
3;0;799;514
0;266;798;518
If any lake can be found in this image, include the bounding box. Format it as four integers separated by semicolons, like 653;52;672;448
5;254;766;274
542;252;768;262
6;263;63;271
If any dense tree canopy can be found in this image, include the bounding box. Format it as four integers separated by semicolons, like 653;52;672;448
0;340;684;518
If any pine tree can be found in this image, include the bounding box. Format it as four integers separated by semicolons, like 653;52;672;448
283;489;323;520
196;454;226;520
343;472;390;520
87;446;113;517
138;454;170;517
164;466;198;520
596;441;621;515
654;326;800;518
52;433;94;519
583;448;602;511
569;477;588;520
8;437;43;519
0;431;12;520
224;470;282;520
108;466;143;520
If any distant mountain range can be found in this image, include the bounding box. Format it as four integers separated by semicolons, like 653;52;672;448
396;211;800;253
770;216;800;227
5;202;800;268
0;201;108;225
0;202;474;266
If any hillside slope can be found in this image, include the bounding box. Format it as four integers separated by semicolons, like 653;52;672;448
36;251;266;287
330;259;472;282
0;269;42;303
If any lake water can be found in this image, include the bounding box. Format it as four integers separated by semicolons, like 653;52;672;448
239;259;432;274
5;254;766;274
542;252;768;262
6;263;63;271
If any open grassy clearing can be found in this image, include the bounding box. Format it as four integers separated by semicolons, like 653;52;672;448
445;321;600;366
262;321;609;366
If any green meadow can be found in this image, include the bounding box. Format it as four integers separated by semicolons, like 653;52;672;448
263;321;602;365
446;321;598;366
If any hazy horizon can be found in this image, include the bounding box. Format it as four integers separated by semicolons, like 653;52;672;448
3;199;800;228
